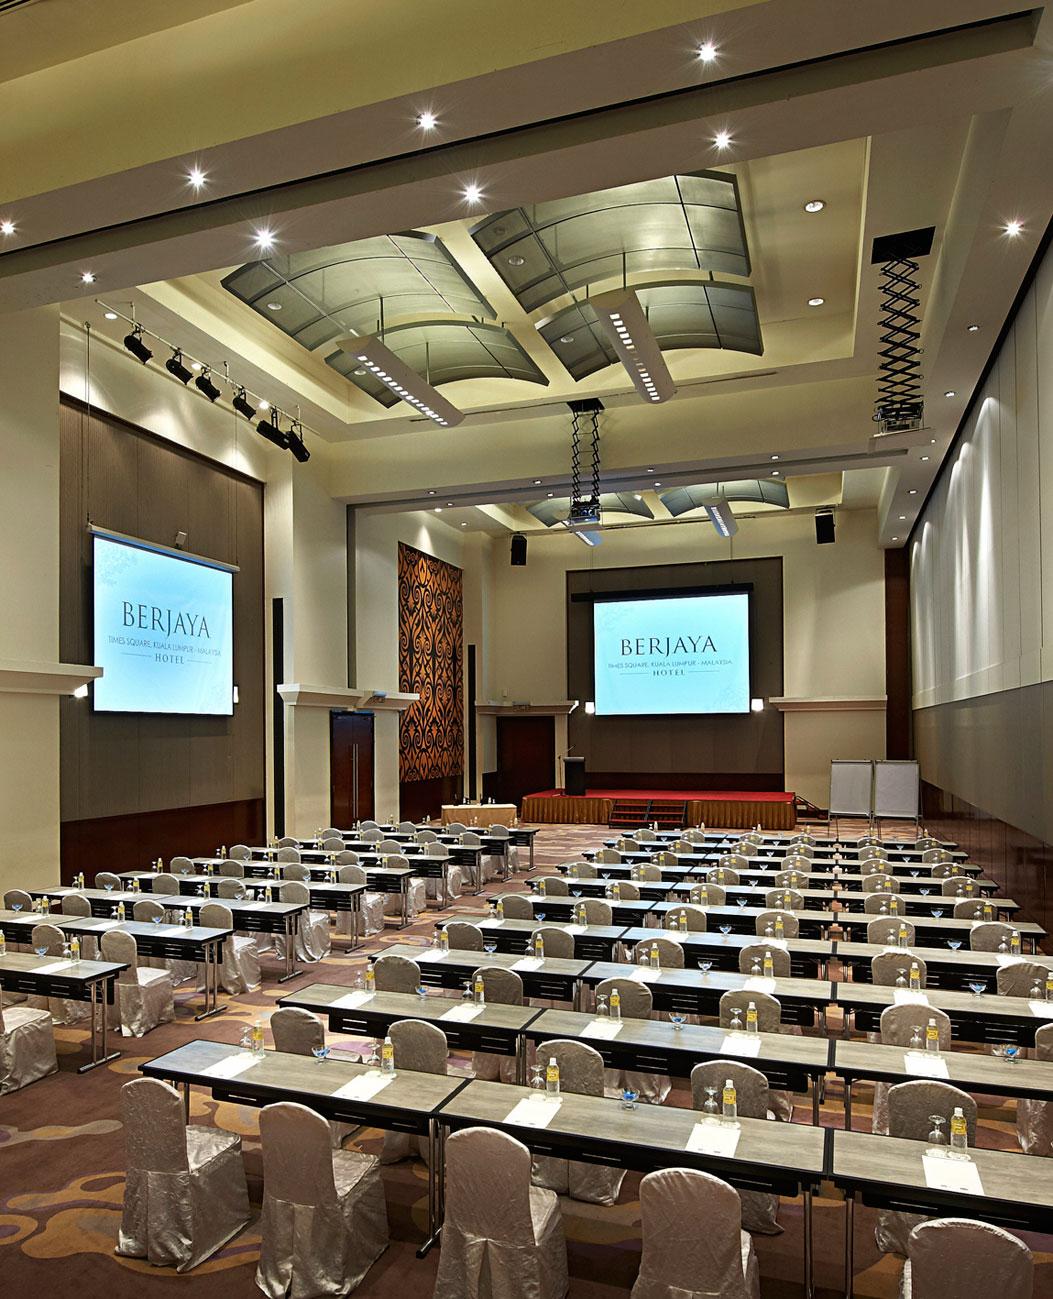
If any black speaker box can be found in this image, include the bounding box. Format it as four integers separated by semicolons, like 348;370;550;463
510;533;527;566
815;512;836;545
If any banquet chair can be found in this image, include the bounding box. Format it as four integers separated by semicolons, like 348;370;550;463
863;874;898;894
278;880;331;962
443;920;483;950
256;1101;388;1298
432;1126;567;1299
379;839;403;855
536;876;569;896
865;846;890;860
654;850;678;867
381;1020;450;1163
899;1218;1034;1299
170;856;194;875
95;871;122;890
217;877;246;900
690;1062;783;1235
864;893;905;915
1017;1022;1053;1155
359;821;380;831
533;926;574;958
472;968;524;1082
360;828;383;843
270;1006;359;1148
720;853;749;871
530;1040;625;1205
61;892;98;956
101;928;175;1036
738;944;790;978
613;880;642;900
783;853;812;872
566;861;597;879
719;990;781;1034
915;837;941;851
229;844;251;861
373;954;421;993
445;822;468;835
454;831;486;890
876;1081;978;1256
117;1076;250;1271
416;829;439;844
921;849;954;865
486;823;519;874
774;869;807;889
682;828;706;844
664;904;707;932
860;858;889;876
152;873;179;896
276;847;301;864
595;976;670;1103
334;850;360;865
133;897;194;981
872;952;928;988
689;883;725;906
672;840;694;854
633;937;685;968
382;858;428;921
954;898;992;919
871;1006;953;1133
940;877;977;898
496;894;532;920
3;887;32;913
281;862;310;882
217;859;245;877
616;837;638;852
929;862;956;879
580;898;612;925
995;961;1051;998
0;989;56;1093
765;888;803;910
397;820;417;834
755;909;799;938
595;848;621;864
970;921;1016;951
869;917;916;946
335;863;386;939
635;863;662;882
277;836;298;847
28;922;90;1023
199;901;260;993
708;866;740;885
635;828;658;841
133;897;165;922
321;837;345;852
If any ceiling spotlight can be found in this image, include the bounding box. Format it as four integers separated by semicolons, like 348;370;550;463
967;323;980;332
104;310;118;320
770;454;780;461
286;421;311;463
233;388;256;420
771;470;781;476
714;130;732;150
417;111;437;130
339;333;464;427
899;515;907;521
187;167;206;189
427;489;437;495
434;507;443;513
164;348;193;384
259;400;270;411
908;489;918;495
463;183;483;205
807;296;825;307
195;367;222;402
266;301;282;311
80;271;96;285
803;199;825;213
123;326;153;364
590;287;676;403
0;219;15;236
532;479;542;486
256;412;290;450
254;228;275;251
921;455;930;462
507;255;525;267
944;390;956;398
190;360;203;371
697;41;718;63
1004;220;1023;238
892;536;899;542
705;499;737;538
559;335;574;344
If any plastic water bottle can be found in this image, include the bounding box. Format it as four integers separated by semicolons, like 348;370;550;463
909;962;922;991
722;1077;738;1122
546;1056;560;1096
949;1106;968;1157
183;907;193;927
381;1035;395;1074
577;903;588;926
612;881;621;901
610;988;621;1019
650;942;660;970
533;932;545;959
0;932;6;959
762;950;774;979
774;914;785;938
251;1019;265;1056
202;881;211;898
439;928;450;953
1046;974;1053;1002
538;877;546;896
1010;930;1022;955
365;961;376;992
41;895;51;915
496;897;505;919
745;1001;759;1034
925;1017;940;1053
898;923;910;948
116;900;126;922
473;973;485;1005
264;885;273;903
70;935;80;962
678;911;689;933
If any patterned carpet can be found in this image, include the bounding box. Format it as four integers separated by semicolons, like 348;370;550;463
2;820;1051;1298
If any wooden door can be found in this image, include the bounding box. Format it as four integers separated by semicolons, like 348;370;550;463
495;716;555;808
330;711;375;826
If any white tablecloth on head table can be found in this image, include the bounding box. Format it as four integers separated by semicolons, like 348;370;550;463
441;803;517;827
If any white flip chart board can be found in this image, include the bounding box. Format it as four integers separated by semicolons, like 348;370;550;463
874;760;920;819
829;760;874;817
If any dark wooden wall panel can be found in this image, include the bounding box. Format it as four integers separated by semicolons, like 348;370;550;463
884;547;911;759
59;398;265;869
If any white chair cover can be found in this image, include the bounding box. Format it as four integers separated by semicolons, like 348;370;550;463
0;992;57;1093
28;922;90;1024
471;968;524;1084
664;905;707;932
969;922;1015;951
499;894;534;920
872;953;927;987
631;1167;760;1299
373;954;421;993
533;927;574;958
530;1040;625;1205
277;881;331;963
270;1007;358;1148
381;1020;449;1164
102;929;175;1037
117;1076;250;1271
444;920;483;950
738;944;790;978
868;917;916;946
61;892;98;958
1017;1022;1053;1156
872;1006;952;1133
229;844;251;861
199;902;261;993
256;1101;388;1298
432;1126;568;1299
382;875;427;920
276;846;302;863
755;910;800;938
595;977;671;1105
996;961;1050;998
864;893;905;915
334;864;386;939
899;1218;1034;1298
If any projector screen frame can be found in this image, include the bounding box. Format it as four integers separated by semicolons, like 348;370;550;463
584;583;754;718
88;524;238;717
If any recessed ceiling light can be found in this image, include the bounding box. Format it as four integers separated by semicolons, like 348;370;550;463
266;301;282;311
944;390;956;398
714;130;732;150
697;41;717;63
967;323;980;332
447;502;454;507
899;515;906;521
892;536;899;542
461;521;468;527
646;467;655;473
80;271;96;285
417;111;437;130
532;479;542;485
908;489;918;495
507;254;525;267
653;482;662;487
1004;219;1023;238
803;199;825;213
770;454;780;461
921;455;929;462
427;490;437;495
807;296;824;307
254;229;275;251
0;219;15;236
187;167;206;189
104;311;118;320
463;183;483;205
559;335;574;344
771;470;780;476
434;506;442;513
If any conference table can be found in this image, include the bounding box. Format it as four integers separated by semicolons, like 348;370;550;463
662;882;1017;919
511;893;657;928
237;860;420;922
834;939;1053;990
380;941;591;1007
618;925;832;977
833;981;1053;1046
0;948;126;1072
469;914;629;961
441;802;517;828
597;846;976;873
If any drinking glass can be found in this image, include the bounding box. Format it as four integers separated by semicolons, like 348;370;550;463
896;969;908;987
736;897;748;910
596;994;609;1017
311;1045;331;1063
947;940;962;951
416;985;429;1000
11;902;22;912
34;945;48;957
483;942;497;955
535;912;546;923
529;1063;544;1090
152;913;162;924
365;1041;381;1068
571;890;582;898
967;980;985;997
620;1088;639;1111
911;869;920;878
994;1044;1020;1064
699;960;714;977
927;1114;947;1153
919;887;931;896
729;1005;744;1032
240;1027;253;1049
703;1086;720;1120
103;882;114;892
720;925;732;936
670;1012;686;1031
931;909;944;920
909;1027;924;1051
751;960;762;977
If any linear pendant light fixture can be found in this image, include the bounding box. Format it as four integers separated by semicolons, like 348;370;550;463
705;499;738;537
344;334;464;427
589;287;676;403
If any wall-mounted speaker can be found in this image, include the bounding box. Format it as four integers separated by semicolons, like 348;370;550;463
815;511;836;545
510;533;527;566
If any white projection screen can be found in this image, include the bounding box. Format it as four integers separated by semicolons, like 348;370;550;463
592;591;750;716
92;530;235;716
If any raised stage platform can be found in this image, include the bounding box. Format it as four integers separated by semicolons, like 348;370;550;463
521;787;796;831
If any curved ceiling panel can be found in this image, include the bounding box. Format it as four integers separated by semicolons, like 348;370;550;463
526;492;654;527
538;280;763;381
221;232;495;353
327;319;548;407
472;171;750;313
660;480;789;518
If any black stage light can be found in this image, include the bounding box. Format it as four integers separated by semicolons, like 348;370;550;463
194;368;222;402
510;533;527;566
165;348;193;384
286;422;310;463
257;413;290;449
233;387;257;420
123;326;152;364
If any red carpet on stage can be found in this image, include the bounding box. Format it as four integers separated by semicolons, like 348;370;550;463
521;787;795;830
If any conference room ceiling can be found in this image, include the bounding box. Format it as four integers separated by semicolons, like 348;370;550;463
11;0;1051;546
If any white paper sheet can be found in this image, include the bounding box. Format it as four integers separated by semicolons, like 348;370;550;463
333;1071;396;1101
921;1153;984;1194
686;1121;741;1156
332;990;375;1009
1029;1000;1053;1019
720;1033;762;1057
743;977;776;994
419;948;447;961
440;1003;486;1023
582;1018;624;1040
631;967;661;983
486;918;505;927
32;959;75;974
203;1051;259;1079
504;1096;562;1128
94;919;124;930
893;989;930;1005
995;954;1024;967
564;924;587;934
903;1050;950;1079
762;937;789;950
511;956;543;972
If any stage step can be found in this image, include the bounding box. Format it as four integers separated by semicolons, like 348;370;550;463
609;798;689;829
